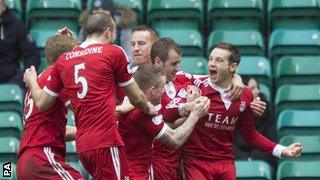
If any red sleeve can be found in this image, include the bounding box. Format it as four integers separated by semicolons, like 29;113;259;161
58;89;71;107
116;85;126;104
113;45;133;87
238;90;276;155
175;71;195;85
134;112;166;139
43;61;64;97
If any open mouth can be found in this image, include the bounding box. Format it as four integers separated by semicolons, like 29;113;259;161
209;69;217;76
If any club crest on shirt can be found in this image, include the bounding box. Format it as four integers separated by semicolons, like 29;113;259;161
239;101;246;112
152;115;163;125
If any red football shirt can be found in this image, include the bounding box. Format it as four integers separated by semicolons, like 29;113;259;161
118;104;167;179
183;77;276;161
174;71;196;86
19;66;69;157
44;44;133;154
151;83;191;169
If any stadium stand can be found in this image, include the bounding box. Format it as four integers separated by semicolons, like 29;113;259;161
147;0;204;31
269;30;320;68
157;28;203;56
268;0;320;30
275;84;320;115
208;0;264;32
180;56;208;75
236;56;271;87
0;84;23;114
0;137;19;163
208;30;265;56
275;56;320;88
235;160;272;180
277;161;320;180
0;111;23;139
277;110;320;138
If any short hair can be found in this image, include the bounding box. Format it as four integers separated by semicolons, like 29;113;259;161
44;35;78;65
214;42;241;64
132;25;159;40
134;64;164;91
85;10;115;35
150;37;182;64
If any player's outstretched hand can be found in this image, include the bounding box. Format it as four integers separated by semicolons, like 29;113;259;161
23;66;38;88
190;96;210;119
250;97;266;117
186;85;201;102
281;143;303;158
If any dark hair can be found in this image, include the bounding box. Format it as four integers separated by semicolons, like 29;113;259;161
242;76;257;86
214;42;241;64
132;25;159;40
85;10;115;35
134;64;164;91
150;37;182;64
44;35;78;65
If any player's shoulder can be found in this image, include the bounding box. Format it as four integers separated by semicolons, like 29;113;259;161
130;108;152;120
240;86;254;102
193;77;209;88
36;67;53;86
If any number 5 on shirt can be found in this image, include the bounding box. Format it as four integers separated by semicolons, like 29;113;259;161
74;63;88;99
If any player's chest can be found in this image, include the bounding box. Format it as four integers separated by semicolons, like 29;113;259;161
199;94;248;131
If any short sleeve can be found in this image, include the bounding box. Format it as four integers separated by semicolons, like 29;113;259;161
58;89;71;107
175;71;195;85
113;45;134;87
43;60;64;97
135;113;166;139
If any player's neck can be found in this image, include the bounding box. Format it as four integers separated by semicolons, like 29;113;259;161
81;37;102;48
212;77;232;90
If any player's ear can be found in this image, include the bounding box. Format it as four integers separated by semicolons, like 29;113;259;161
103;26;112;38
149;86;156;96
154;57;163;66
229;62;238;73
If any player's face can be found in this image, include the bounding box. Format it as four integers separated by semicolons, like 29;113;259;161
208;48;237;87
131;30;155;65
162;49;181;83
247;78;260;99
152;75;166;104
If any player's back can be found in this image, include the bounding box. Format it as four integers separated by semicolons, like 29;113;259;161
19;67;68;157
51;43;133;153
118;104;165;178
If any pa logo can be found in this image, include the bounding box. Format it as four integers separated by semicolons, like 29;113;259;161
2;162;11;178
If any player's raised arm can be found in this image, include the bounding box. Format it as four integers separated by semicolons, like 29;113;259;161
158;96;210;149
123;81;157;116
23;66;56;112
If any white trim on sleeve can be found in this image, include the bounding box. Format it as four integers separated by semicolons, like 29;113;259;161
119;77;134;87
272;144;287;158
43;86;59;97
64;100;71;107
154;124;168;140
